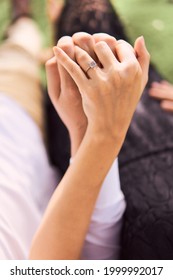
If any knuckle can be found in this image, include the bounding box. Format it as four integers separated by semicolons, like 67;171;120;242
125;60;139;73
109;67;122;85
95;41;108;52
76;52;86;62
57;37;73;55
95;41;106;48
58;44;71;55
106;37;117;49
57;36;71;45
117;39;133;49
96;34;116;44
117;40;135;55
73;33;92;46
109;64;118;75
106;35;117;43
117;39;125;45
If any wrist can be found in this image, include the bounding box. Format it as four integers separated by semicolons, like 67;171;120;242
86;124;125;154
69;123;87;157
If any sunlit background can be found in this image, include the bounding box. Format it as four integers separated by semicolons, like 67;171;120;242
0;0;173;82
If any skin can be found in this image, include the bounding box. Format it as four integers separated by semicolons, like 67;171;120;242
29;33;150;260
149;80;173;112
46;33;149;156
53;35;149;140
47;0;64;23
46;36;87;157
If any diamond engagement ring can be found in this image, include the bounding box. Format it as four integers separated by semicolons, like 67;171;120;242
86;60;97;74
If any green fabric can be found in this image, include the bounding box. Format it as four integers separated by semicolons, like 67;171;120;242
112;0;173;82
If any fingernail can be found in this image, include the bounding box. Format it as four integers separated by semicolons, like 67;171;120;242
140;36;146;47
53;46;58;56
53;46;61;57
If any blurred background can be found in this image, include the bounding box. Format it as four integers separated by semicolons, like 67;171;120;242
0;0;52;47
114;0;173;83
0;0;173;83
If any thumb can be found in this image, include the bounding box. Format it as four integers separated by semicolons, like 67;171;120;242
134;36;150;87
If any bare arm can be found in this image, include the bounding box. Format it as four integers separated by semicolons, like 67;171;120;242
29;35;149;260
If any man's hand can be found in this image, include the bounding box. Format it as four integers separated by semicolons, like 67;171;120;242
46;36;87;157
149;80;173;112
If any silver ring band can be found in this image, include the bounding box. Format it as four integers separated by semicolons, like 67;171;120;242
86;60;97;74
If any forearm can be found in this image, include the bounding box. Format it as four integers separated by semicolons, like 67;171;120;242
29;131;121;260
69;124;87;157
81;158;126;260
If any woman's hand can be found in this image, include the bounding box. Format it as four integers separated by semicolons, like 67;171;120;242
53;35;150;148
149;80;173;112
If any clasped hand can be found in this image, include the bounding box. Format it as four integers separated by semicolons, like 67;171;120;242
46;32;150;155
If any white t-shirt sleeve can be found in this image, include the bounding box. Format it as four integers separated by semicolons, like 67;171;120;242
0;95;57;260
81;158;126;260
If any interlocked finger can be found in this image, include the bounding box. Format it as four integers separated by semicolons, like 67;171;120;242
74;46;99;79
53;46;87;91
73;32;98;63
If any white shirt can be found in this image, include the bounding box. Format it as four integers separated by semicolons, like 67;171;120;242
0;94;125;260
82;159;126;259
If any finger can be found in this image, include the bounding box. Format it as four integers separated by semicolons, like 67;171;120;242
74;46;100;79
115;39;136;63
150;82;169;91
57;36;77;89
159;81;173;92
134;36;150;86
150;90;173;100
72;32;97;62
45;56;60;104
150;81;172;91
149;88;167;100
93;33;120;63
150;81;163;88
53;46;87;91
160;100;173;112
161;80;170;86
94;41;119;69
93;33;117;54
160;81;173;90
57;36;75;57
149;82;173;100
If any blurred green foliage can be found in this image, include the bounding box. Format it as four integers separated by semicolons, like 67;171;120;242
0;0;173;82
0;0;52;47
113;0;173;82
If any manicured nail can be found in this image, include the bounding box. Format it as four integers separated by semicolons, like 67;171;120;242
139;36;146;47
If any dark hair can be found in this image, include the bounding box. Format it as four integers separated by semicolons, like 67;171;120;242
54;0;129;42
